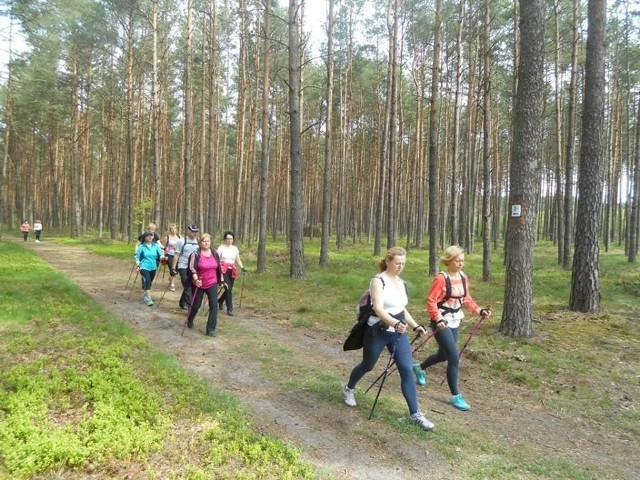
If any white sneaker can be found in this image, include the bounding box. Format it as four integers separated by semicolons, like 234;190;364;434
410;411;435;431
35;240;40;243
342;385;356;407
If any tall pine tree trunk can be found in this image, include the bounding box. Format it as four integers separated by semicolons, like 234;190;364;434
183;0;194;224
288;0;305;279
258;0;272;273
570;0;607;313
500;0;545;338
562;0;580;269
427;0;442;274
319;0;334;266
481;0;491;281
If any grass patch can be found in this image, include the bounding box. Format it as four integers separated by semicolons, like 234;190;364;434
0;245;318;479
8;232;640;479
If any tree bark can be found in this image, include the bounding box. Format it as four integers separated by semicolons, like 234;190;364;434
386;0;400;249
569;0;607;313
628;99;640;263
257;0;272;273
481;0;491;281
288;0;305;279
427;0;442;274
319;0;334;267
183;0;194;225
500;0;545;338
152;0;162;229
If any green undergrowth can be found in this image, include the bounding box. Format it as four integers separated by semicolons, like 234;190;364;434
12;232;640;479
0;245;317;479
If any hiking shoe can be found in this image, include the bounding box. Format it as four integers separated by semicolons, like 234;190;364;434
227;310;234;316
342;385;356;407
143;294;154;306
411;411;435;431
451;393;470;411
169;283;176;292
413;363;426;386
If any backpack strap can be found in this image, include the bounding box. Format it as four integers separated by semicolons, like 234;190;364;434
180;238;198;257
437;271;466;316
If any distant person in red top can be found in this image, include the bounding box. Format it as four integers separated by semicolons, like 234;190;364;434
412;245;491;411
20;220;30;241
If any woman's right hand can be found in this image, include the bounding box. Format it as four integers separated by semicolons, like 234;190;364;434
435;320;448;331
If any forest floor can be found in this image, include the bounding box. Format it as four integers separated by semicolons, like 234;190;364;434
16;238;640;480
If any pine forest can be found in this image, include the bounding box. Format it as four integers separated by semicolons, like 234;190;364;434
0;0;638;285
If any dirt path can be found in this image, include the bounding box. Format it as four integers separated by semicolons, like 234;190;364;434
17;239;640;480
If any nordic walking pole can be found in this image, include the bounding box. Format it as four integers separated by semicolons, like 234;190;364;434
181;286;199;336
365;333;426;394
125;263;136;290
156;276;172;307
439;307;490;386
368;338;398;420
160;260;167;281
238;270;246;308
127;268;139;300
217;282;227;303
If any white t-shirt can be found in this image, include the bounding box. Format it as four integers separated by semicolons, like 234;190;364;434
34;222;42;231
216;244;240;264
368;275;407;329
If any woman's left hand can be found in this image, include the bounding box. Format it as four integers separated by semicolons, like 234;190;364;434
393;322;407;334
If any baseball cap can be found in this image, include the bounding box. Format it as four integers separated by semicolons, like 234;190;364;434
187;224;199;232
142;230;154;237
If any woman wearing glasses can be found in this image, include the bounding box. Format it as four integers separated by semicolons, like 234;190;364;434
216;231;246;316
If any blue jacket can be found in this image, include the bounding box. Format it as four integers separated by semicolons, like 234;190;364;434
135;242;164;271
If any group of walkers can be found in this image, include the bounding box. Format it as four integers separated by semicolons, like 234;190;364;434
133;222;246;337
128;222;489;431
342;245;491;431
17;217;486;432
20;220;43;242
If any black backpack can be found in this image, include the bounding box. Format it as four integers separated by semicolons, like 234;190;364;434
344;275;407;351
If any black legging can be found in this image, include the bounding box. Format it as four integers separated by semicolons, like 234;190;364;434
187;284;219;334
419;325;460;396
140;269;157;291
178;268;193;308
219;268;235;312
